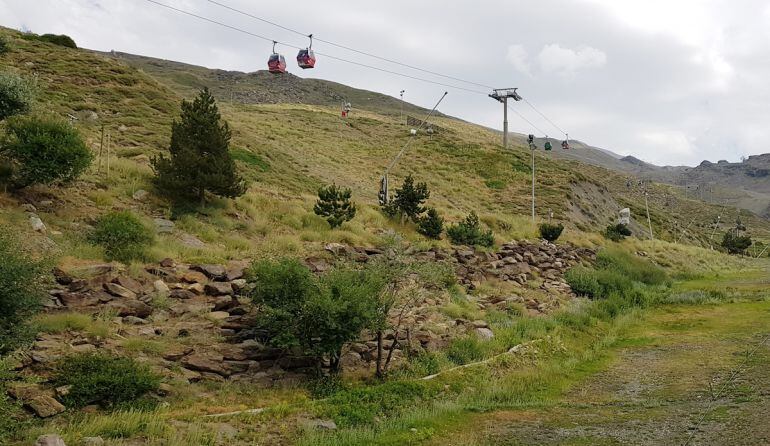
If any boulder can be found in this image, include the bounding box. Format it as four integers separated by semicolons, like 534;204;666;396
205;282;233;296
35;435;66;446
159;258;176;268
153;279;169;294
179;233;206;249
107;299;153;318
103;283;136;299
324;243;348;256
181;354;230;377
112;276;143;294
28;395;66;418
191;264;227;281
169;289;195;300
305;257;331;273
154;218;175;234
132;189;149;201
179;271;208;284
475;327;495;340
29;215;47;233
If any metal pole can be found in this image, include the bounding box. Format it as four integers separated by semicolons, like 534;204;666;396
399;90;405;125
531;149;535;223
645;192;654;240
503;97;508;149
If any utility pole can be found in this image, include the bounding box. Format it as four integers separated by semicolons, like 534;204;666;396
399;90;405;125
489;88;522;148
644;192;654;240
528;134;536;223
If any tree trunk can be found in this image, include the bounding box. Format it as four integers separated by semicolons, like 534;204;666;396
376;330;384;378
383;330;399;374
330;350;342;374
199;187;205;206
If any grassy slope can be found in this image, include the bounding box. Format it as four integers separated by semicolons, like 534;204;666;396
1;26;768;268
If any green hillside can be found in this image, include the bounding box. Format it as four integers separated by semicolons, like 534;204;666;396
1;26;767;265
2;26;770;446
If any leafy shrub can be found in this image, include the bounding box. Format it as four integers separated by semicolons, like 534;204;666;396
1;116;92;187
89;211;154;263
23;33;77;48
564;266;601;298
721;231;752;255
447;211;494;247
0;36;9;55
538;223;564;242
382;174;430;222
0;72;34;121
247;259;387;372
417;207;444;239
604;223;632;242
313;183;356;228
0;231;43;354
54;353;160;408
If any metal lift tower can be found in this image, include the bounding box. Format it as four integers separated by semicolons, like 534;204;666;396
489;88;523;149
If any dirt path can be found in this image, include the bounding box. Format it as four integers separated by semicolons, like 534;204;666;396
450;301;770;446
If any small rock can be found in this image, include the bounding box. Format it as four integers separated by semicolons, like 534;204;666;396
28;395;66;418
472;320;489;329
30;215;47;233
155;383;173;397
35;434;66;446
153;280;169;294
132;189;149;201
324;243;348;256
205;282;233;296
181;354;229;376
209;311;230;320
187;283;205;295
154;218;175;234
475;327;495;340
107;299;153;318
22;203;37;212
302;418;337;430
179;271;208;284
159;258;176;268
55;385;72;398
192;264;227;280
103;283;136;299
82;437;104;446
123;316;147;325
179;233;205;248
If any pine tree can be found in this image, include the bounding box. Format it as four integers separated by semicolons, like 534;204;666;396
152;88;245;205
417;207;444;239
383;174;430;222
314;183;357;228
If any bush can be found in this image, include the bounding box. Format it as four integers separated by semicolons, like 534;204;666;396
314;183;356;228
721;231;752;255
538;223;564;242
247;259;387;372
1;116;92;187
604;223;631;242
447;211;494;247
417;207;444;239
0;36;9;55
54;353;160;408
0;72;34;121
382;174;430;222
0;231;43;354
23;33;77;48
89;211;154;263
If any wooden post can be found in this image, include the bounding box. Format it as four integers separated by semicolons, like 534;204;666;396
98;124;105;173
106;132;111;179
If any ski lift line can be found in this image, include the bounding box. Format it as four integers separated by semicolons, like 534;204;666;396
385;91;449;174
143;0;487;94
507;104;547;137
521;96;568;137
205;0;495;90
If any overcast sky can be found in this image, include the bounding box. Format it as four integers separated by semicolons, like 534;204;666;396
2;0;769;166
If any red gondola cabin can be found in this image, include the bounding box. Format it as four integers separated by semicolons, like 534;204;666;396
268;53;286;74
297;48;316;69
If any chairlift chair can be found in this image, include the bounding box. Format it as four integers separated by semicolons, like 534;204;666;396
268;41;286;74
561;133;571;150
544;141;552;151
297;34;316;69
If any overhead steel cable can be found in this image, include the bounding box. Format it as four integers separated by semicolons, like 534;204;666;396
205;0;495;90
521;96;568;137
143;0;487;94
507;104;547;137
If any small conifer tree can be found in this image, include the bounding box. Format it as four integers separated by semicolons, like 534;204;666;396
152;88;245;205
314;183;356;228
383;174;430;222
418;207;444;239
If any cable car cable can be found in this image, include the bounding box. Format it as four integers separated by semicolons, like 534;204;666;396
386;92;449;174
143;0;568;142
521;96;568;137
205;0;495;90
143;0;487;94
